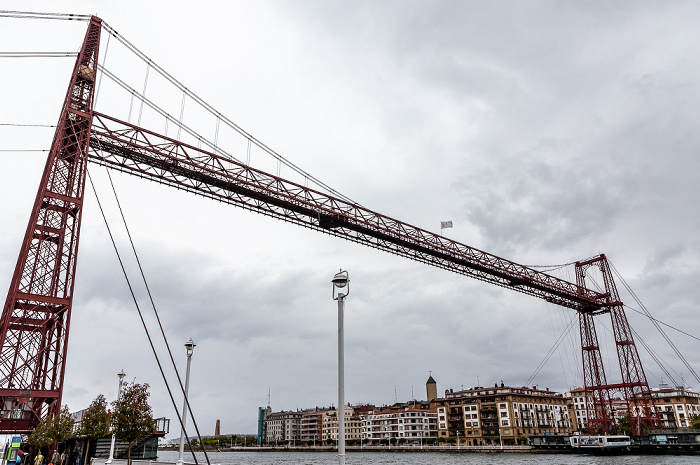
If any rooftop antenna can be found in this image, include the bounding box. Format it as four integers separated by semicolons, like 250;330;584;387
267;387;271;409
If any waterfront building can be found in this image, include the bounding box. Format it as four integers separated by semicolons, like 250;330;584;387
433;384;574;445
651;384;700;429
566;383;700;432
322;405;363;442
257;406;270;444
264;405;372;445
611;397;629;423
565;388;588;430
363;406;438;442
263;410;303;444
299;408;333;443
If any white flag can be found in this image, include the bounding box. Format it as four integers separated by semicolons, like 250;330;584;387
441;221;453;229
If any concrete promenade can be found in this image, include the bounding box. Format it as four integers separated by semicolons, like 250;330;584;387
156;444;534;454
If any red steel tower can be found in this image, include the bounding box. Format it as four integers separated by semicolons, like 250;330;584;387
0;16;102;432
576;255;660;434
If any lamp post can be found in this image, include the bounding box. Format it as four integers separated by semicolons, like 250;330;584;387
106;369;126;465
176;338;196;465
332;269;349;465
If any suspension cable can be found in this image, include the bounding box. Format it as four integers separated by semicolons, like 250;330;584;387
0;123;55;127
94;29;112;105
609;261;700;385
137;60;150;127
0;52;78;57
623;304;700;343
103;167;211;465
521;262;576;273
99;20;360;206
631;327;680;386
0;10;90;21
97;65;243;164
86;168;208;465
524;312;578;387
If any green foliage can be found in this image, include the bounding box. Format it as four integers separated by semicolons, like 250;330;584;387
690;414;700;429
111;382;154;463
76;394;110;439
29;405;75;448
617;415;633;436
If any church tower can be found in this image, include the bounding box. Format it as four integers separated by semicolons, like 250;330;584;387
426;373;437;401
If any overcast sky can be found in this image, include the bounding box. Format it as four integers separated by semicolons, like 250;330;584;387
1;1;700;437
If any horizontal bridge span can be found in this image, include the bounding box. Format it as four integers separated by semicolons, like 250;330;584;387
88;111;603;312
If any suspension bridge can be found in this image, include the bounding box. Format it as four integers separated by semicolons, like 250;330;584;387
0;10;697;448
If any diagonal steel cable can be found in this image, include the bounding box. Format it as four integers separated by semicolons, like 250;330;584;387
87;168;208;465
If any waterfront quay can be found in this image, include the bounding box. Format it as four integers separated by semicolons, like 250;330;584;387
180;444;533;453
149;450;700;465
159;442;700;455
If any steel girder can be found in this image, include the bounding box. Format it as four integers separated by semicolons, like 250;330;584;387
88;112;607;312
0;16;101;433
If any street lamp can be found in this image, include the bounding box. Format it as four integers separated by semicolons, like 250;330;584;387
332;269;349;465
106;369;126;465
176;338;196;465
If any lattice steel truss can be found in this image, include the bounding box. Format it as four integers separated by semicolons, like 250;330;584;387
0;16;658;434
0;16;101;432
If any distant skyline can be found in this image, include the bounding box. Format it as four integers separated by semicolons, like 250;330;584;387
1;1;700;437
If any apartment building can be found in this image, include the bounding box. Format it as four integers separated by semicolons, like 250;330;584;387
263;410;302;444
363;406;437;441
321;405;363;442
651;384;700;429
299;408;333;443
566;383;700;431
565;387;588;430
433;384;574;445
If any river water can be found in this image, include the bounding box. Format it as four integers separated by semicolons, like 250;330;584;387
156;449;698;465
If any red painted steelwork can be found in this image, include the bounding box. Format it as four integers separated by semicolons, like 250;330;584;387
88;112;606;312
88;113;660;434
576;255;660;435
0;17;657;436
0;16;101;433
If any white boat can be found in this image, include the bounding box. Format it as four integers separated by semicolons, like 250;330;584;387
569;435;631;448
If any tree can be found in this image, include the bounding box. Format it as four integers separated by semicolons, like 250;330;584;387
690;414;700;430
29;405;75;449
111;383;154;465
76;395;110;465
616;415;633;436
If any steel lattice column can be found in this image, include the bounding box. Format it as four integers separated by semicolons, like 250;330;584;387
598;256;660;433
0;17;101;433
578;310;614;434
576;254;660;435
